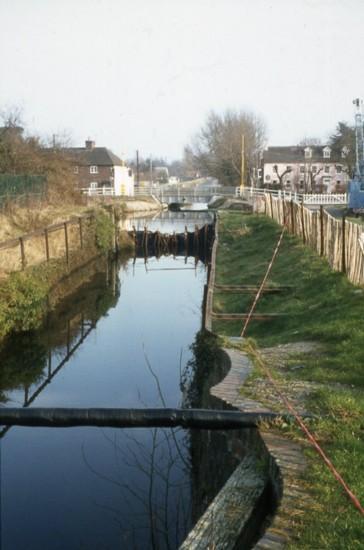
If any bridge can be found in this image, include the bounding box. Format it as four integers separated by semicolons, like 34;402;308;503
134;184;237;204
84;182;348;206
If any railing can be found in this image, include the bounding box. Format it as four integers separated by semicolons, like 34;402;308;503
302;193;347;205
238;187;348;205
80;184;348;205
81;187;115;196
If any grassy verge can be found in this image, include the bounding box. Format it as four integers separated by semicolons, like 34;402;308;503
213;211;364;548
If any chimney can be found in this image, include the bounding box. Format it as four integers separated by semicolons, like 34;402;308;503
85;139;95;150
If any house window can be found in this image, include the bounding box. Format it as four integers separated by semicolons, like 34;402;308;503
312;166;317;173
286;165;291;171
323;147;331;158
304;147;312;159
90;182;98;189
73;166;79;174
90;165;98;174
324;165;330;173
336;165;342;174
265;174;271;181
300;165;305;173
300;180;304;186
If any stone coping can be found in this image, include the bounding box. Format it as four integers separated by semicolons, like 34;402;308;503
201;214;309;548
212;347;308;549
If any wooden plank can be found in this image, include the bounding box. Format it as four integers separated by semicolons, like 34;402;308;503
64;222;69;264
214;284;294;293
212;312;285;320
44;228;50;261
0;237;20;250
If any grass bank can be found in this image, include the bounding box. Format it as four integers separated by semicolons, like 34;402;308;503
213;211;364;548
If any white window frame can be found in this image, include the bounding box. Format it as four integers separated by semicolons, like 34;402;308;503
90;165;98;174
73;166;79;174
304;147;312;159
324;165;330;174
90;181;98;189
323;147;331;159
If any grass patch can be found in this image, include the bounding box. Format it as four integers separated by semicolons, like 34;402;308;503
213;211;364;547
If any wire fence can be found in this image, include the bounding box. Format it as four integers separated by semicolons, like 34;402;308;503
0;174;47;212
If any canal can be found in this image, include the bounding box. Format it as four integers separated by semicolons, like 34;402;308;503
0;210;259;549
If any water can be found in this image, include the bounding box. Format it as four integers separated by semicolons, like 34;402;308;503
0;210;251;549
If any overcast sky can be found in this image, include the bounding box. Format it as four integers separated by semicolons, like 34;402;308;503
1;0;364;160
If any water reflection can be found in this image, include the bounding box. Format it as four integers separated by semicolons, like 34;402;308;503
0;219;258;549
120;208;214;233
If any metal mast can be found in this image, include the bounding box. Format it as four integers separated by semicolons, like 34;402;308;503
353;98;364;179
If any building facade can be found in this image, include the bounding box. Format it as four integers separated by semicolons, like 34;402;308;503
263;146;349;193
66;140;134;196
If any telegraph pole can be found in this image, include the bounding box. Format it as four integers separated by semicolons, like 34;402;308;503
136;150;140;187
240;134;245;190
149;156;153;186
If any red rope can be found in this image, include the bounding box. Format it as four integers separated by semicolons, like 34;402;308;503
241;222;364;516
241;225;286;338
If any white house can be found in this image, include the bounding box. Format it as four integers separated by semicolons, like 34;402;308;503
263;146;349;193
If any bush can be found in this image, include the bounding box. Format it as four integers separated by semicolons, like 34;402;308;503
0;271;48;339
94;210;114;253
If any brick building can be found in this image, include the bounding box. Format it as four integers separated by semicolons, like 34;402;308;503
65;140;134;196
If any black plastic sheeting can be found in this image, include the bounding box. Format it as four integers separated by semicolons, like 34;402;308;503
0;407;284;429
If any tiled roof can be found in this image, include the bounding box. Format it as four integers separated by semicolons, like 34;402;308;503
263;146;342;164
64;147;123;166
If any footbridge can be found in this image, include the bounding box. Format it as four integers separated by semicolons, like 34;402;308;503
134;184;348;206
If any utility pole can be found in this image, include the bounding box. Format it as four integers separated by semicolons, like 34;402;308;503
240;134;245;190
136;150;140;187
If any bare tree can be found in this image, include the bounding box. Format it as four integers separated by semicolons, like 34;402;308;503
0;106;79;203
273;164;292;187
185;109;266;186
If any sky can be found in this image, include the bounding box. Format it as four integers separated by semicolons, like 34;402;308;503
1;0;364;160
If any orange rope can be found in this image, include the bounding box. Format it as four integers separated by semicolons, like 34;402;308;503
241;223;364;516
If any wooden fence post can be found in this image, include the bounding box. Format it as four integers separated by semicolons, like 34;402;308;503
342;215;346;273
64;222;69;265
44;228;50;261
301;199;306;244
269;193;273;219
19;237;26;270
78;217;83;249
320;205;324;256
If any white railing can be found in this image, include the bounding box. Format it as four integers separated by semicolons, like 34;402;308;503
82;187;115;196
302;193;347;205
238;187;347;205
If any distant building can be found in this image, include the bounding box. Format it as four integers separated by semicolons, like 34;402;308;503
263;146;349;193
64;140;134;196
